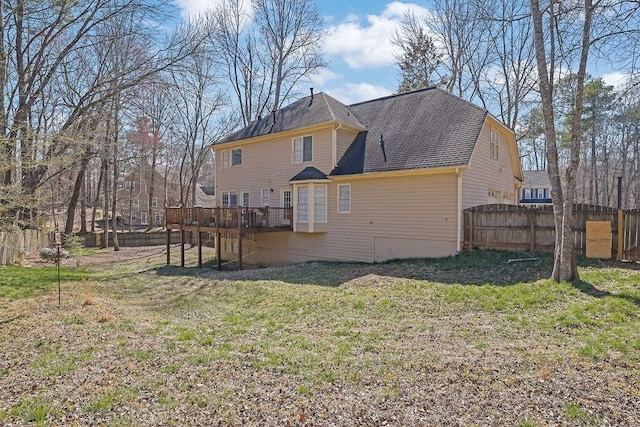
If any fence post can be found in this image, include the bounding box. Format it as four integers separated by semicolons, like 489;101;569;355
617;209;624;261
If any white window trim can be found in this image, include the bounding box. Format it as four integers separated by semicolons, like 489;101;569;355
221;191;230;207
490;127;499;159
231;148;242;167
296;186;309;223
337;184;351;214
314;185;327;223
229;191;238;207
282;188;292;223
240;190;250;207
261;188;270;207
292;135;313;164
221;149;229;171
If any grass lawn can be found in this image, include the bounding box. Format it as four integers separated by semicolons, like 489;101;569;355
0;247;638;426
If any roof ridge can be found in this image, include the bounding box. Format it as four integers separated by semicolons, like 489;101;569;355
320;92;336;121
348;86;437;107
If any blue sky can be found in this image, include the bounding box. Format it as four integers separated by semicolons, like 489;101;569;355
174;0;626;105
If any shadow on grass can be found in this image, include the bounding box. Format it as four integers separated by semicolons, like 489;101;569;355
146;248;640;293
572;280;640;308
152;250;561;287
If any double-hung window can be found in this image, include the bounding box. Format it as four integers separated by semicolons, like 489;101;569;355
490;128;499;159
229;191;238;207
297;187;308;221
231;148;242;166
221;192;230;207
261;189;270;206
338;184;351;213
221;150;229;171
314;186;326;222
293;136;312;163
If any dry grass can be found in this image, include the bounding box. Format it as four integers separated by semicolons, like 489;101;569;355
0;246;638;426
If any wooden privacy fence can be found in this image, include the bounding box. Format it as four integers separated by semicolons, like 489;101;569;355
464;204;640;261
0;229;47;265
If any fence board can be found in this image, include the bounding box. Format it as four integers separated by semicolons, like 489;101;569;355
0;229;47;265
464;204;637;260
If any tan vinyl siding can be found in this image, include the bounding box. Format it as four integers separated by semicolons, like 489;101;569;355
215;127;334;208
336;128;358;167
225;173;459;265
462;119;518;208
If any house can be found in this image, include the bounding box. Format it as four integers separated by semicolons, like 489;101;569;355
195;184;216;207
520;170;552;207
117;161;179;227
208;87;523;266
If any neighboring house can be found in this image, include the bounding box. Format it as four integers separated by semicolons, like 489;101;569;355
211;87;523;266
118;162;179;227
195;183;216;207
520;170;552;206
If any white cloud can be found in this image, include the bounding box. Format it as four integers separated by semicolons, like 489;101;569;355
307;69;342;86
601;72;630;89
324;2;429;70
174;0;221;17
325;82;393;105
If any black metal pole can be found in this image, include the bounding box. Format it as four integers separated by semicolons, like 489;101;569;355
57;245;61;307
617;176;622;210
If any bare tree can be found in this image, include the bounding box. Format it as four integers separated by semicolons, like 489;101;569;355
530;0;593;282
211;0;326;126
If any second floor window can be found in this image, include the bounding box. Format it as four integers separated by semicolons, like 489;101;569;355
222;150;229;171
293;135;312;163
490;128;499;159
152;197;158;207
261;188;270;206
232;148;242;166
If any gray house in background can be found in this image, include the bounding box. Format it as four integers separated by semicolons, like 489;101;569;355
520;170;552;206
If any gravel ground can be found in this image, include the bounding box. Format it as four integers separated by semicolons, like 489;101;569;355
1;246;638;426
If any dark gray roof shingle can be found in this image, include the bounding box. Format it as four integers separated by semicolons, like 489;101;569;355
215;92;364;144
332;87;488;175
290;166;329;182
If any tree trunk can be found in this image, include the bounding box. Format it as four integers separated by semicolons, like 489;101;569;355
91;161;104;233
65;154;90;234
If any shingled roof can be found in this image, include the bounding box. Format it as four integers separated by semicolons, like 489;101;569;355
215;92;364;144
332;88;488;175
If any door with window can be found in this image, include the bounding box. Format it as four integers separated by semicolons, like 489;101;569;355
282;189;292;225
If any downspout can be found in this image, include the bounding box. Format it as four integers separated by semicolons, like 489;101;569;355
456;168;462;255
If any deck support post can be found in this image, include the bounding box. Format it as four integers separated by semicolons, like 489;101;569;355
180;229;185;267
166;229;171;265
197;231;203;268
216;232;222;271
238;234;243;270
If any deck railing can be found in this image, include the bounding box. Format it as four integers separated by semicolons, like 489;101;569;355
165;206;293;231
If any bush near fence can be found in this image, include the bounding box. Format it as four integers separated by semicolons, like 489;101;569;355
464;204;640;261
0;229;47;265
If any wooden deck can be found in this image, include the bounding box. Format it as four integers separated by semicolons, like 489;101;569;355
164;206;292;270
165;206;293;233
